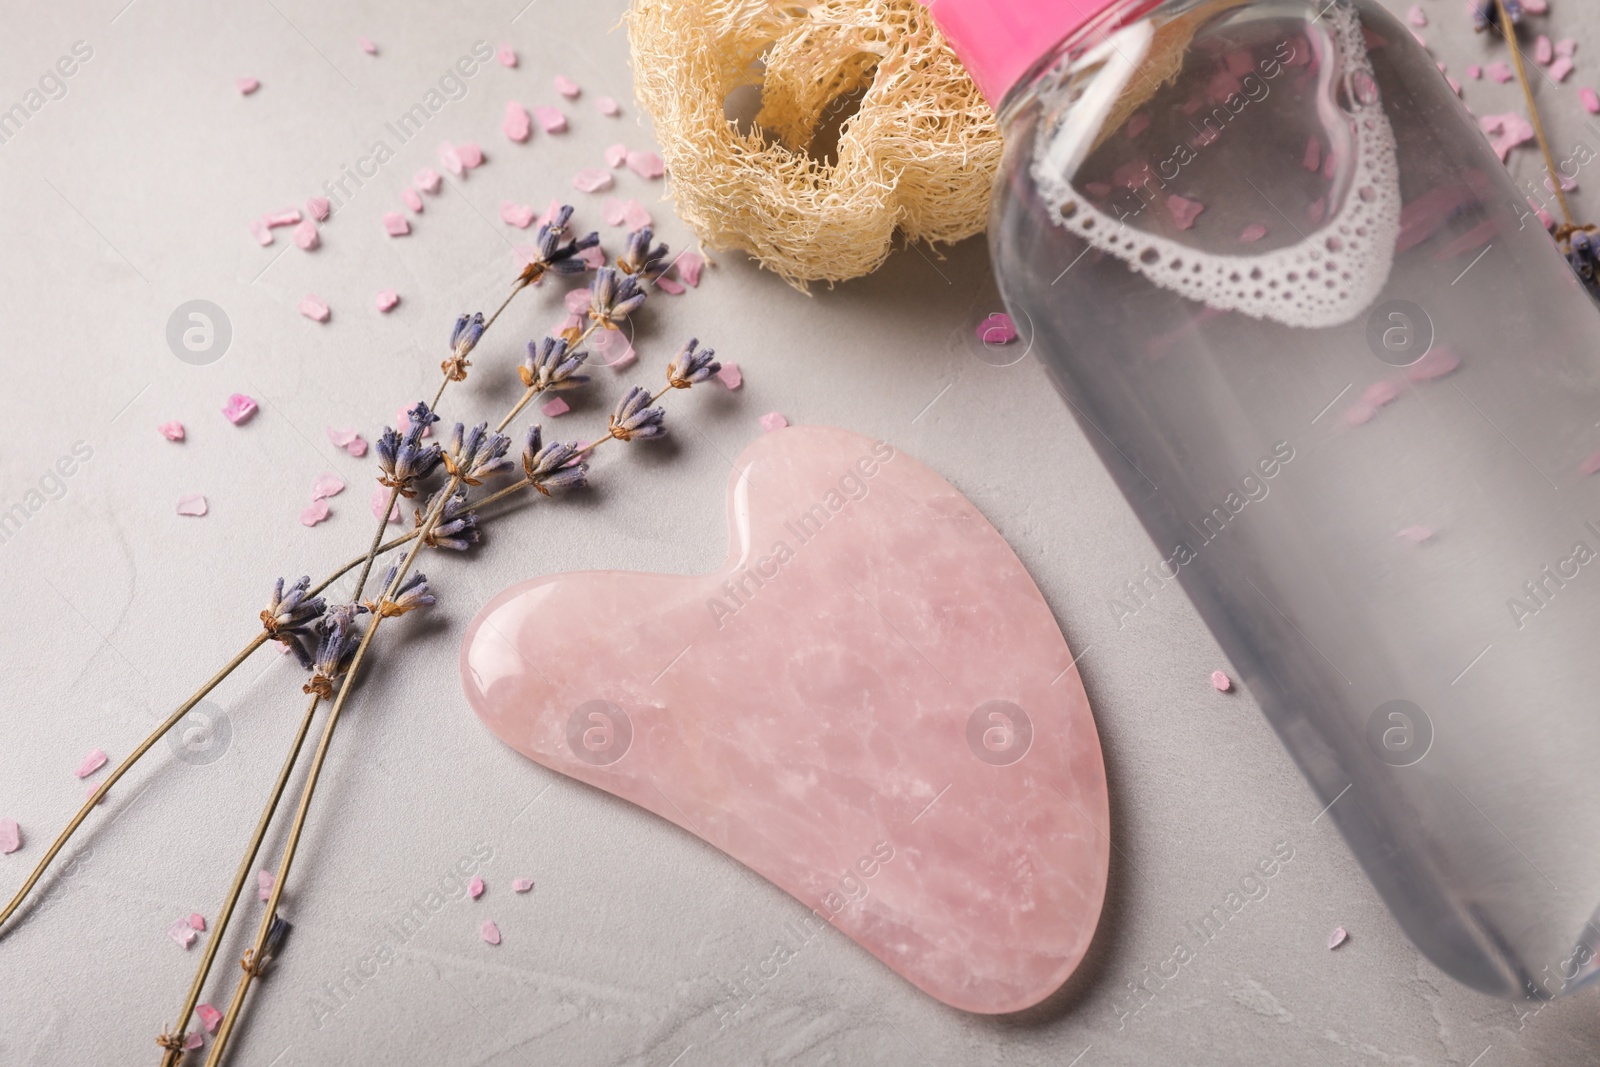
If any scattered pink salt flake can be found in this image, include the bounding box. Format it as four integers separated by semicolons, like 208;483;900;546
1545;171;1579;193
1522;0;1547;12
188;912;206;932
540;397;570;417
469;876;485;899
358;36;378;55
1211;670;1232;692
248;218;274;247
0;818;21;854
458;142;484;169
1406;4;1426;26
480;920;502;945
596;96;621;117
414;168;442;194
573;167;613;193
1581;451;1600;476
236;77;259;95
300;499;330;527
1397;525;1435;544
554;74;581;98
402;187;424;213
1344;403;1376;426
382;212;410;237
327;427;358;448
1549;57;1574;83
497;43;517;67
183;1033;202;1051
1302;136;1322;172
306;196;331;221
1328;926;1349;950
716;363;742;390
1239;223;1268;243
1487;61;1514;84
602;196;628;226
578;245;605;269
176;494;209;517
158;421;186;442
622;200;653;230
1166;194;1204;230
1405;346;1460;382
677;252;705;287
605;143;628;168
258;870;274;901
264;210;302;228
564;288;591;315
513;878;534;893
1528;197;1556;230
1359;378;1403;408
196;1004;222;1033
504;101;532;142
299;294;331;322
346;436;368;458
500;201;535;228
625;149;665;179
371;485;402;523
592;328;635;368
1535;35;1553;65
1447;75;1462;96
1556;39;1577;59
760;412;789;432
976;312;1019;344
1583;88;1600;115
1125;111;1151;138
86;783;106;804
656;275;686;295
1480;112;1535;161
534;106;568;133
375;289;399;312
293;219;319;251
168;919;197;949
310;473;345;501
224;393;258;423
1467;64;1481;80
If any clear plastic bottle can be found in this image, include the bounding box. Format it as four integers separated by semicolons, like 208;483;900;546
923;0;1600;998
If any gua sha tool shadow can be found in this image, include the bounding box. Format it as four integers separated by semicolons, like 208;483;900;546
460;425;1108;1013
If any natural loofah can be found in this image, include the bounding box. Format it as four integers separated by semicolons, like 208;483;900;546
627;0;1003;289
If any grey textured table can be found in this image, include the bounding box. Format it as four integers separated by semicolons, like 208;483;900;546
2;1;1598;1064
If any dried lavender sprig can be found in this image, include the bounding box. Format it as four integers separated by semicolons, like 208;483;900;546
616;226;670;281
666;338;720;389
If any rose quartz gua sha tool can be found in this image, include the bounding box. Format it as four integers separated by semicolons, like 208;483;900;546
459;424;1108;1013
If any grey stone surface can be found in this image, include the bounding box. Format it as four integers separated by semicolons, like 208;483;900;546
1;1;1598;1064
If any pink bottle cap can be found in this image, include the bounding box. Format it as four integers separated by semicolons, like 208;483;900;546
919;0;1123;106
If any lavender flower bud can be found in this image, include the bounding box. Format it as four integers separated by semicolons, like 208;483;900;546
303;603;368;697
261;576;326;668
519;336;591;392
588;267;648;330
609;385;667;442
518;204;600;283
376;409;445;498
442;312;486;381
666;338;720;388
444;422;516;486
419;490;481;551
370;565;436;617
522;424;589;494
617;227;670;281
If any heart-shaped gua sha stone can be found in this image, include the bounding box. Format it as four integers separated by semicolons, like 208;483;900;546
460;425;1109;1013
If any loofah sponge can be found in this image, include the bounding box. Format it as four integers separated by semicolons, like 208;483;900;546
627;0;1003;289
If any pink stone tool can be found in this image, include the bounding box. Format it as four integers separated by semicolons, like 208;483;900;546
460;425;1108;1013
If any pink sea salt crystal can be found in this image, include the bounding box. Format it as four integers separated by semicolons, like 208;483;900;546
299;294;332;322
541;397;570;417
1166;194;1204;230
249;219;273;246
264;210;302;228
310;473;345;501
327;427;359;448
504;101;532;142
1359;378;1402;408
1549;57;1574;83
497;43;517;67
564;288;591;315
1302;136;1322;172
382;212;410;236
224;393;258;423
1487;61;1514;84
346;436;368;458
554;75;581;98
86;783;106;804
1583;88;1600;115
592;327;636;368
604;143;628;168
625;149;665;179
196;1004;222;1033
602;197;628;226
1328;926;1349;950
300;500;329;526
1467;64;1481;79
677;252;706;287
306;195;331;221
258;870;274;901
375;289;399;312
1581;451;1600;476
0;818;19;854
1480;112;1535;162
1535;35;1553;65
573;168;613;193
1397;525;1435;543
656;276;687;295
480;920;501;945
184;1033;202;1051
293;219;319;250
460;426;1109;1013
534;106;567;133
371;485;401;523
1406;4;1426;26
359;36;378;55
513;878;534;893
159;421;185;441
1239;223;1268;243
501;201;535;228
1211;670;1232;691
578;245;605;269
414;168;442;194
236;77;259;95
168;919;197;949
715;363;742;390
1447;75;1462;96
176;494;209;517
1522;0;1547;12
187;913;206;932
622;200;653;230
759;411;789;432
977;312;1018;345
458;142;484;169
1125;111;1150;138
469;876;485;899
1556;38;1577;58
402;187;424;213
1405;346;1460;382
596;96;621;117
